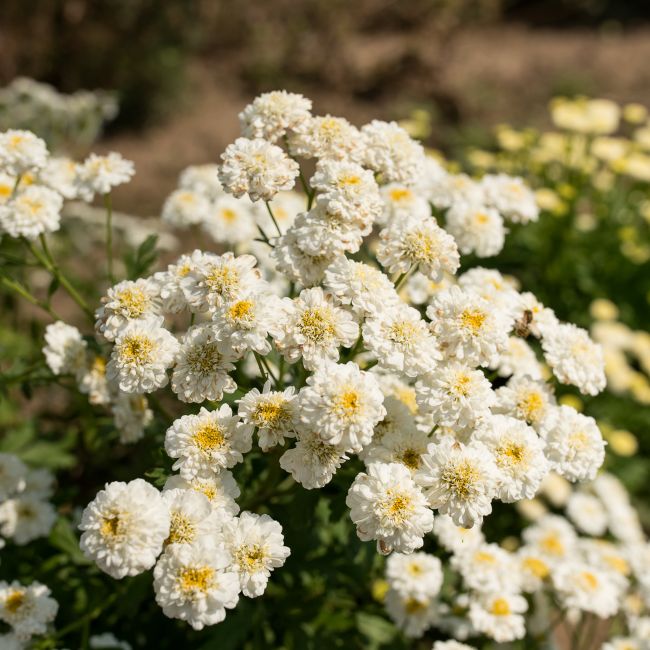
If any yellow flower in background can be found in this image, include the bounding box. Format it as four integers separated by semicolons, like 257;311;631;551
371;579;389;603
550;97;620;135
535;188;567;216
590;299;619;321
634;126;650;150
605;428;639;456
623;103;648;124
496;125;527;152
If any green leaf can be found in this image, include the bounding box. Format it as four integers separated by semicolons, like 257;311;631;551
49;517;90;565
355;612;396;645
125;234;159;279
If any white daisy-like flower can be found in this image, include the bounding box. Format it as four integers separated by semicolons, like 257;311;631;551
566;492;608;536
378;183;431;226
79;353;111;406
219;137;298;202
517;545;552;592
178;164;224;200
522;515;577;565
76;152;134;201
237;384;297;451
552;561;621;618
298;361;386;453
415;436;499;528
602;638;642;650
106;317;179;394
291;208;367;256
377;215;460;282
427;286;512;366
404;270;451;306
259;190;302;235
415;363;495;431
212;291;281;356
323;257;400;317
0;130;48;174
95;278;161;342
111;392;153;444
490;337;543;380
153;252;201;313
21;467;55;500
0;633;23;650
0;185;62;240
452;542;518;593
540;322;606;395
494;375;555;429
0;495;56;545
162;188;211;227
279;428;349;489
480;173;539;224
445;202;506;258
222;511;290;597
273;287;358;370
164;471;240;518
181;252;262;314
386;552;443;600
40;156;79;199
474;414;549;502
539;405;606;482
79;478;171;579
362;120;426;184
362;421;431;475
165;405;252;479
161;488;224;548
362;304;441;378
469;592;527;642
239;91;312;142
457;267;520;318
153;540;240;630
384;588;439;638
347;462;433;554
432;514;484;553
171;324;237;404
428;172;484;210
43;321;87;377
0;580;58;641
515;291;560;338
203;195;259;247
288;114;364;162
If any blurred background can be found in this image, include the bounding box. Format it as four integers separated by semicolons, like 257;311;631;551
2;0;650;215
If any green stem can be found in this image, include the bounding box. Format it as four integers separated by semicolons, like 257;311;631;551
256;224;271;246
11;173;23;197
265;201;283;237
254;351;269;381
104;193;115;283
0;274;62;320
298;170;315;210
50;591;119;641
393;263;418;292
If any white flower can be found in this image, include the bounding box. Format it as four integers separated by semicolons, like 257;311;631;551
427;286;512;366
106;317;179;394
415;437;499;528
288;114;363;162
0;185;62;239
291;208;366;256
378;183;431;226
362;305;441;378
415;363;495;431
239;91;312;142
432;514;484;553
164;471;240;518
153;540;240;630
181;252;262;313
347;462;433;554
162;488;224;548
40;156;79;199
259;190;302;234
0;580;58;641
111;392;153;444
428;172;483;209
602;638;643;650
153;252;200;313
0;130;48;174
298;361;386;452
452;542;519;593
21;467;55;500
468;592;527;642
219;137;298;202
517;546;552;592
0;454;27;501
0;496;56;545
490;337;543;380
362;120;426;184
540;322;606;395
171;324;237;404
445;202;506;257
89;632;132;650
238;384;297;451
377;216;460;282
362;422;431;475
79;479;171;579
162;189;211;227
279;429;349;489
432;642;477;650
201;194;258;245
539;405;606;482
222;512;290;597
43;321;87;377
76;152;134;200
79;354;111;405
386;552;443;600
178;164;224;200
165;405;252;479
273;287;358;370
566;492;608;536
522;515;577;565
480;173;539;224
95;278;162;342
515;291;559;338
494;375;555;429
552;561;621;618
0;633;24;650
212;291;281;356
404;271;451;306
384;588;439;638
474;414;549;502
457;268;520;318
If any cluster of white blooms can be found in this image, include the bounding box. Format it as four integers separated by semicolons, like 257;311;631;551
381;471;650;646
31;93;611;637
0;453;56;547
0;128;133;240
0;580;58;642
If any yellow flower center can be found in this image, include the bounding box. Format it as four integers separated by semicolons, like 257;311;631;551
404;598;427;614
8;134;24;148
398;448;421;471
491;598;511;616
116;287;149;318
180;566;214;593
92;355;107;375
298;308;335;342
474;550;496;564
523;556;550;578
389;187;412;202
253;399;290;429
187;342;221;374
220;208;238;223
335;389;360;419
388;320;418;345
404;230;437;264
206;265;239;297
460;309;486;334
236;544;267;572
395;387;418;414
407;562;423;576
339;174;361;187
451;373;471;397
441;460;479;499
519;391;544;422
540;533;564;556
193;423;226;453
167;512;195;545
119;335;154;365
497;441;528;467
5;591;25;614
228;299;254;322
380;490;414;524
581;571;599;590
20;197;44;215
474;211;490;224
0;184;11;198
100;514;124;539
